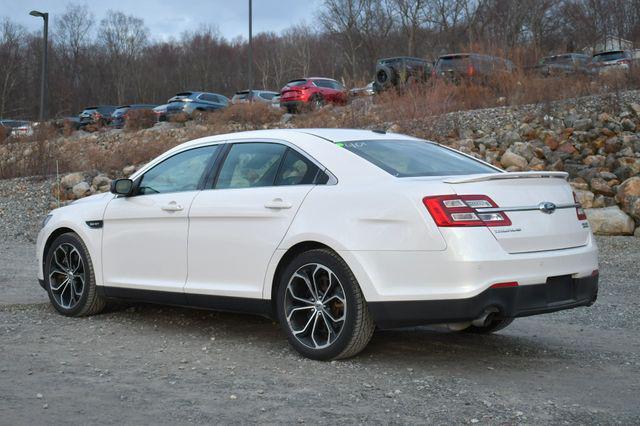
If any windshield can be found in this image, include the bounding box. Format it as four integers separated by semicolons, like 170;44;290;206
593;51;625;62
337;139;498;177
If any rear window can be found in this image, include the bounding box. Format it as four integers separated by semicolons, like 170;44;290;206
593;51;626;62
286;80;307;87
338;139;497;177
542;55;572;64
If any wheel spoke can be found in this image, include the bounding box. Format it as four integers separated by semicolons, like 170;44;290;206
50;277;69;292
323;306;345;323
286;306;314;322
320;312;334;344
310;313;321;348
293;272;317;300
287;285;314;306
292;311;316;336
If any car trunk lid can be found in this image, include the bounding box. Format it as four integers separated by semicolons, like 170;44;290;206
445;172;589;254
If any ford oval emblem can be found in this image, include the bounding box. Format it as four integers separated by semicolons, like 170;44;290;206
538;202;557;214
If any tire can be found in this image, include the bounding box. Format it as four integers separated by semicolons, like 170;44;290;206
276;249;375;360
310;94;325;110
375;65;395;89
44;232;106;317
464;318;514;334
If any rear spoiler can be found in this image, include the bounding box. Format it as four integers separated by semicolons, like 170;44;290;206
444;171;568;184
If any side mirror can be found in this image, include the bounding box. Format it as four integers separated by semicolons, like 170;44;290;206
110;178;134;196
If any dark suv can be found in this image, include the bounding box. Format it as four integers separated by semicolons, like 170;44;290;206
79;106;116;127
110;104;157;128
165;92;229;118
534;53;592;76
433;53;515;82
373;57;433;92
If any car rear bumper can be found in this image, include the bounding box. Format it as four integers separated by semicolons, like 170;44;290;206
368;274;598;328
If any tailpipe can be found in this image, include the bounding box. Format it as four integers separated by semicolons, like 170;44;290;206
471;307;499;328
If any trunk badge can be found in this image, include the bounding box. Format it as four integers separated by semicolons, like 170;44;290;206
538;202;557;214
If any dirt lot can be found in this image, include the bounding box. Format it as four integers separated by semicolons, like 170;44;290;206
1;237;639;424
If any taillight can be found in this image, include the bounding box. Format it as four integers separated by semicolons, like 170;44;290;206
490;281;519;289
422;195;511;227
573;192;587;221
467;64;475;77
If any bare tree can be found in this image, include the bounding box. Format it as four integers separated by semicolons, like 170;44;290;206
98;11;149;104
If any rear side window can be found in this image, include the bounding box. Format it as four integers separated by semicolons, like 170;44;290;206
338;139;497;177
275;149;320;186
216;143;287;189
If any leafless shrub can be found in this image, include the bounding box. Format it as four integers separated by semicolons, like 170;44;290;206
168;112;189;124
207;103;283;130
124;109;156;132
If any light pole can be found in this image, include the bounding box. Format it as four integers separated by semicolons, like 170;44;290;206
30;10;48;122
248;0;253;102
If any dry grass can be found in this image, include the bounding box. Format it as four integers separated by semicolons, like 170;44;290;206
0;126;9;144
124;109;157;132
206;102;283;129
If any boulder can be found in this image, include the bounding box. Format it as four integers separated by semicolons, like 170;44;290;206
615;177;640;221
122;165;136;176
621;118;636;131
60;172;84;189
92;174;111;189
629;103;640;117
585;207;635;235
72;181;91;199
573;118;593;131
500;150;528;170
589;177;615;197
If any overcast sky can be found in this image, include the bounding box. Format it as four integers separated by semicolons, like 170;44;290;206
1;0;323;41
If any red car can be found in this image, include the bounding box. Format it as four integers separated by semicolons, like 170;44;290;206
279;78;348;113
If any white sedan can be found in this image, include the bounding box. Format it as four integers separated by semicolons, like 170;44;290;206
36;129;599;360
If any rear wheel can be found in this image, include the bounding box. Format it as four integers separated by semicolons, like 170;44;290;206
276;249;375;360
310;94;325;110
44;232;106;317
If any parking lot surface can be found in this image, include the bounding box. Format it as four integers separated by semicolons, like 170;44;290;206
1;237;639;424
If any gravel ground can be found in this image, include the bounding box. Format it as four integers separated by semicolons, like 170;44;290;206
1;237;639;424
0;176;55;242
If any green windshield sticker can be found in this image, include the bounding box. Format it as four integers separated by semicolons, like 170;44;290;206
336;142;345;147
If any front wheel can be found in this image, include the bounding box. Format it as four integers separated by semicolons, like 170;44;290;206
44;232;106;317
276;249;375;360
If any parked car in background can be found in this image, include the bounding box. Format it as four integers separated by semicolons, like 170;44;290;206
534;53;592;76
271;94;281;109
79;106;116;128
590;50;637;74
153;104;168;121
165;91;229;119
111;104;157;128
280;78;347;113
373;57;433;93
231;90;279;104
349;81;375;97
0;119;33;137
433;53;515;82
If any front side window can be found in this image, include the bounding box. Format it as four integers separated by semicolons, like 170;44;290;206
275;149;320;186
338;139;497;177
137;145;218;195
215;143;287;189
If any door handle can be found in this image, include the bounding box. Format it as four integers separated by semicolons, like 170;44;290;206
264;198;292;210
161;202;183;212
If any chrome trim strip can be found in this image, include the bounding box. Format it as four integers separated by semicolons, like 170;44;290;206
476;203;579;213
